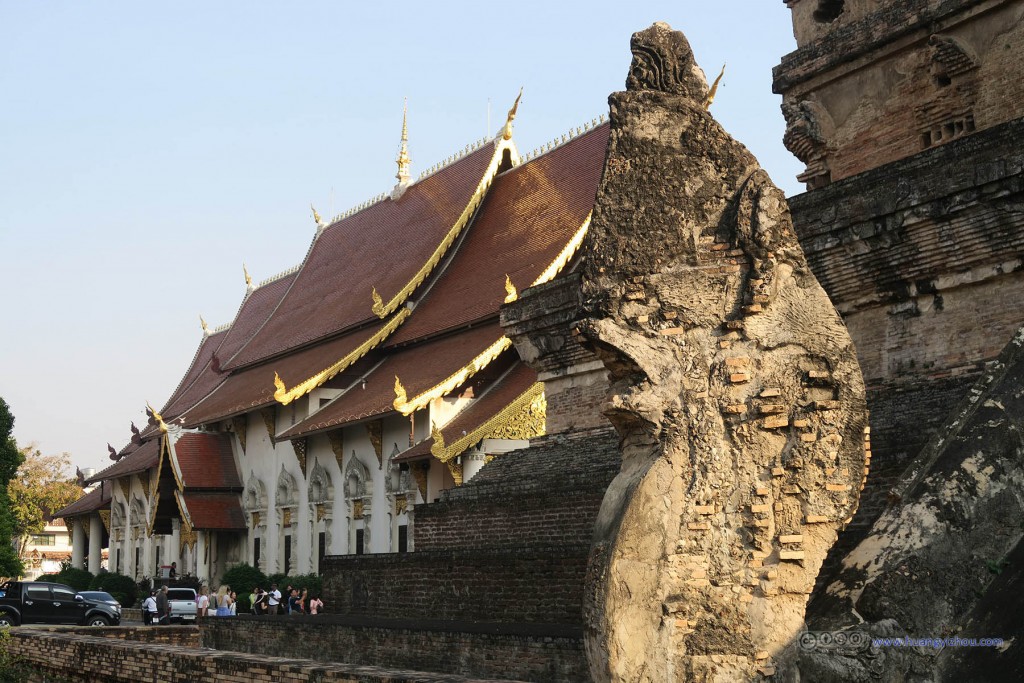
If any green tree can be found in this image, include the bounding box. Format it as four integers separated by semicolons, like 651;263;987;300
0;398;25;579
8;446;81;559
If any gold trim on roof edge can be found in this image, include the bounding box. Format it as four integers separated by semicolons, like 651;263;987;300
530;212;591;287
394;336;512;416
430;382;545;463
370;137;520;319
174;490;193;533
390;211;590;418
273;307;412;406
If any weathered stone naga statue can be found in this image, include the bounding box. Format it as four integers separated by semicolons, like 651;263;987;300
578;22;869;682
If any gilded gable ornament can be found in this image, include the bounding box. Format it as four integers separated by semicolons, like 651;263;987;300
232;415;248;453
328;430;344;470
98;510;111;533
395;496;408;515
366;420;384;469
411;461;429;501
447;460;464;487
260;407;277;443
291;438;307;476
118;478;131;500
180;521;197;553
487;391;547;440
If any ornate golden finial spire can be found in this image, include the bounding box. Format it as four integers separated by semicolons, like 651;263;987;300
311;203;324;228
501;88;523;140
704;64;726;109
146;402;168;434
396;98;411;184
504;274;518;303
200;315;210;336
243;263;254;290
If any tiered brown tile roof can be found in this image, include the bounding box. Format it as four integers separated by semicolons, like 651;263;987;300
178;492;246;530
52;482;113;518
387;124;609;346
84;437;161;484
180;320;387;426
161;271;298;420
172;432;241;489
278;323;505;439
225;145;497;370
395;362;538;462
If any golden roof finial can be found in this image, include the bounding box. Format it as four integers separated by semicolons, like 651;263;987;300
273;371;287;402
704;64;726;110
147;401;168;434
501;88;523;140
243;263;253;289
311;203;323;227
431;421;445;450
393;376;408;410
371;287;384;316
396;98;411;184
504;274;518;303
200;315;210;336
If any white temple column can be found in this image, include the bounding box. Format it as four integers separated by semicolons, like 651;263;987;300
462;450;487;483
170;519;181;571
71;518;86;569
196;531;209;582
88;515;103;574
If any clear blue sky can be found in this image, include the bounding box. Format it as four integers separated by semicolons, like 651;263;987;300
0;1;801;473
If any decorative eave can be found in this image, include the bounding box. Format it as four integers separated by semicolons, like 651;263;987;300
430;381;545;464
507;211;592;301
394;337;512;416
272;307;412;406
392;210;591;417
370;134;521;320
173;490;194;532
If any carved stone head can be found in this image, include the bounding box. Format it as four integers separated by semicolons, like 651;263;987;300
626;22;709;100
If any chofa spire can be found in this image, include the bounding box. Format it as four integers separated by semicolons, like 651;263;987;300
396;98;411;185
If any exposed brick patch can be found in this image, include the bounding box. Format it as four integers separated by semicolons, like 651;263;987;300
6;628;526;683
201;616;587;683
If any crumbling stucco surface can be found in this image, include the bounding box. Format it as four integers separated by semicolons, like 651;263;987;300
799;324;1024;681
578;23;869;682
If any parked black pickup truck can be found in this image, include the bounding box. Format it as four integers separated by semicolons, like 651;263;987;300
0;581;121;627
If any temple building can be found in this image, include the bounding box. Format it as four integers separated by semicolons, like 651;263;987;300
55;103;611;584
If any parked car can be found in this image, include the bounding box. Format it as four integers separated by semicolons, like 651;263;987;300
77;591;122;621
166;587;197;623
0;582;121;627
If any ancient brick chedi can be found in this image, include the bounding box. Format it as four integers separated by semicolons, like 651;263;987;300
776;0;1024;559
577;23;868;682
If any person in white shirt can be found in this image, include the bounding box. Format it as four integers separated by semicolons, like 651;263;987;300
142;591;158;626
196;587;210;618
268;584;282;615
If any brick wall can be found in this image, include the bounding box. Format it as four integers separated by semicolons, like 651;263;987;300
202;615;587;683
320;546;589;624
5;628;525;683
417;429;620;552
776;0;1024;185
502;274;612;434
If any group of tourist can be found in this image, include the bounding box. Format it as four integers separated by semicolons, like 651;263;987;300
197;586;238;617
249;583;323;615
142;582;324;624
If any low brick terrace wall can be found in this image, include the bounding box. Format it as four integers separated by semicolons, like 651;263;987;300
201;614;587;682
4;626;526;683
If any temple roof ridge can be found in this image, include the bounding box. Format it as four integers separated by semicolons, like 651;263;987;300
519;114;608;163
257;264;301;288
328;190;391;226
416;135;495;183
